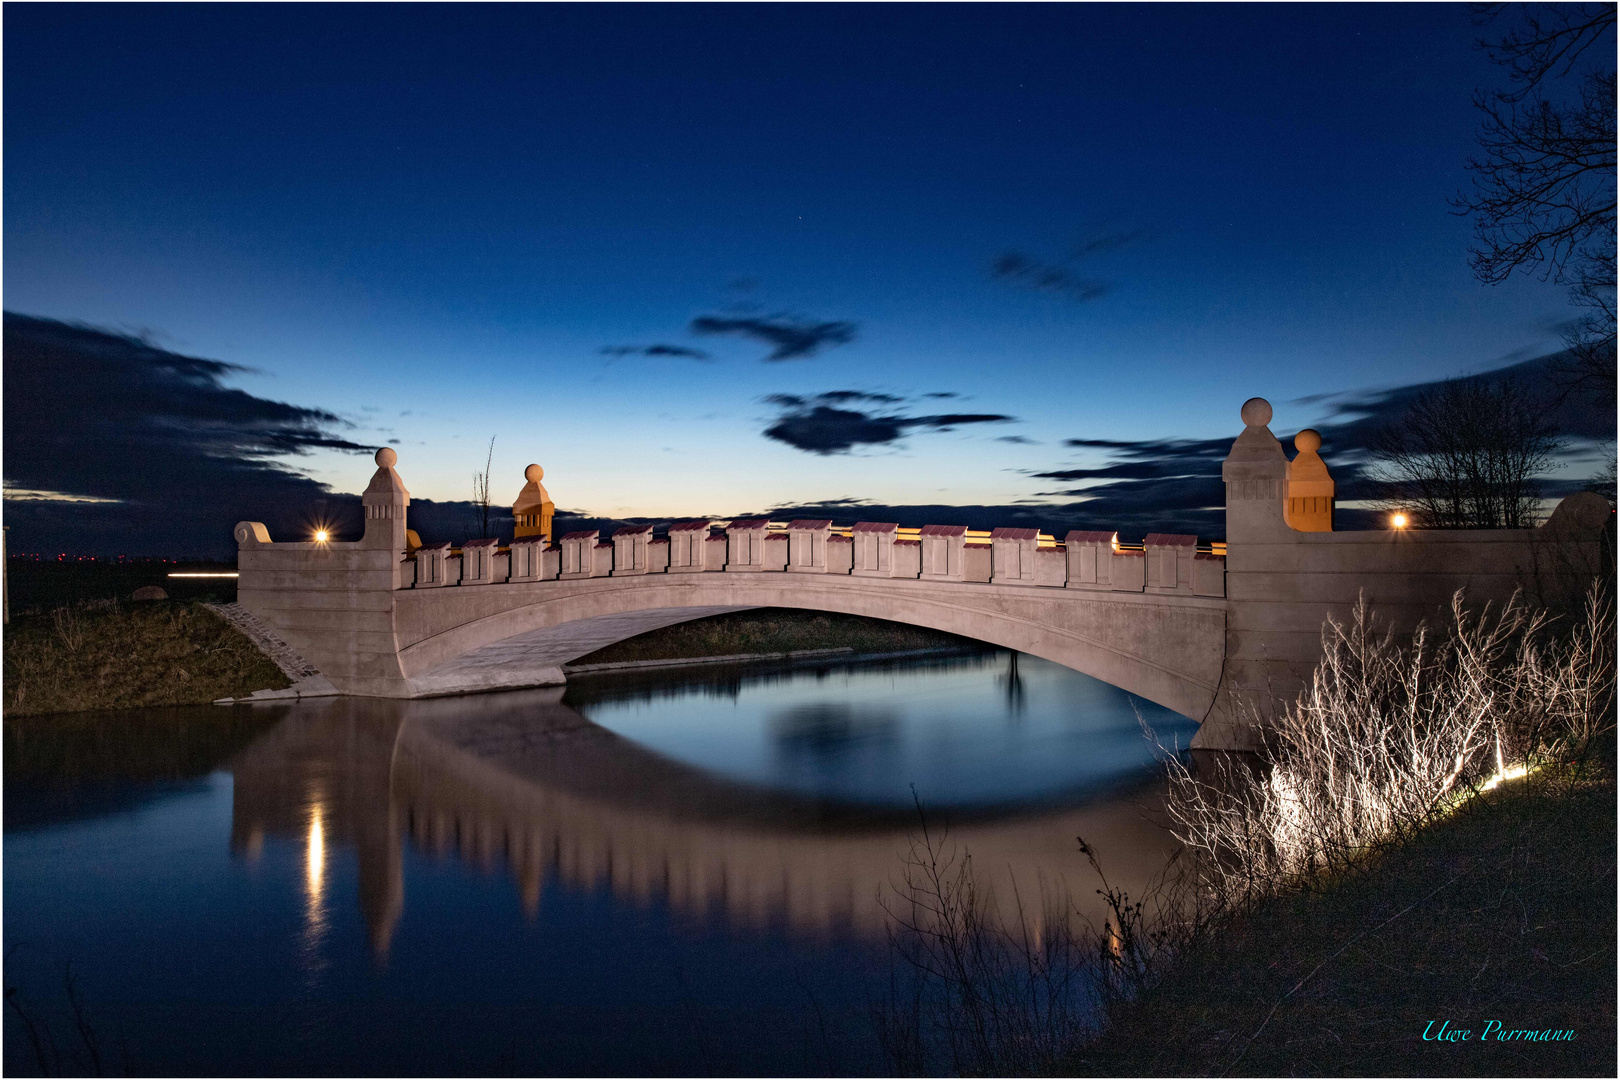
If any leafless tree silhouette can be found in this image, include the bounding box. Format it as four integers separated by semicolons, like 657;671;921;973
1454;4;1616;404
471;436;495;539
1371;377;1562;528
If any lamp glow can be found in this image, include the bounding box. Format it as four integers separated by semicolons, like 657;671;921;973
1391;513;1408;529
314;529;329;543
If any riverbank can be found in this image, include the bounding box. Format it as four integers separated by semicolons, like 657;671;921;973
3;601;290;716
1073;754;1616;1077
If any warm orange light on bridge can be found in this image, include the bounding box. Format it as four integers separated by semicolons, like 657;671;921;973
1390;513;1408;529
314;529;330;543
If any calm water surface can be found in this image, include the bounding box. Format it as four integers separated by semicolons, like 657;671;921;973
4;651;1196;1076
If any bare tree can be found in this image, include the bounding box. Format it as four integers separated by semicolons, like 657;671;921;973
471;436;495;539
1372;377;1563;528
1454;4;1616;403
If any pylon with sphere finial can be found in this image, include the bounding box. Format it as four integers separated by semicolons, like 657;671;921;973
513;463;555;543
1285;428;1335;532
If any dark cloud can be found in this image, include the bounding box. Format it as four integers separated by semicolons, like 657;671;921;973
763;391;1015;454
765;407;909;454
990;253;1111;302
766;390;902;408
997;435;1038;444
690;314;857;361
3;313;373;555
990;229;1144;304
599;343;711;361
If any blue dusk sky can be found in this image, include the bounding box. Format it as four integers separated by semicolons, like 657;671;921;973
3;4;1612;553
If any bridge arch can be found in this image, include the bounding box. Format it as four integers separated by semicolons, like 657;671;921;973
393;574;1228;721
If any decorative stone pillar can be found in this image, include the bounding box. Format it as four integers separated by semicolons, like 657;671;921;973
1285;429;1335;532
361;447;412;587
460;537;501;585
726;519;769;571
558;530;600;578
787;519;833;573
667;521;712;573
1064;530;1116;590
1144;533;1196;593
919;524;968;581
852;521;899;577
611;525;654;575
512;464;555;543
990;527;1039;585
509;535;553;582
1221;397;1290;543
415;542;455;588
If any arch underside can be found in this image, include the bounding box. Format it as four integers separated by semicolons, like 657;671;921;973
393;576;1226;722
404;605;755;696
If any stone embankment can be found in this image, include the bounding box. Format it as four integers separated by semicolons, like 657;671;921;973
206;602;338;703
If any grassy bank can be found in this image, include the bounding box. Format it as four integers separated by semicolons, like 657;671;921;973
570;607;978;665
3;600;289;717
1074;757;1616;1076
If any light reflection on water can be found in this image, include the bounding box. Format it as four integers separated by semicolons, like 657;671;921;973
302;793;330;987
4;651;1193;1077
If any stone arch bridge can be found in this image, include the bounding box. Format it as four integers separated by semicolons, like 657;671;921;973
235;398;1610;750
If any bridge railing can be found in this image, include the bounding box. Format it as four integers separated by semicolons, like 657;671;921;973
393;520;1226;598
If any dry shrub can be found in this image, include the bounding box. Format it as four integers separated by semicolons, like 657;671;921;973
1167;581;1616;908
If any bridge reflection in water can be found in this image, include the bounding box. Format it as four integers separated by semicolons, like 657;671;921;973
228;674;1185;955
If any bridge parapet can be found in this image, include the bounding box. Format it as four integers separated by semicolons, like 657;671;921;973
380;512;1203;594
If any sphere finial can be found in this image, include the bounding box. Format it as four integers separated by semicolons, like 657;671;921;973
1240;397;1273;427
1294;428;1322;454
525;463;544;483
375;447;398;468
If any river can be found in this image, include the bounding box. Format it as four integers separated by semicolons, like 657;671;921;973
3;649;1197;1076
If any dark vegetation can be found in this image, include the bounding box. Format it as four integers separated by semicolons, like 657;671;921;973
1073;754;1615;1077
1371;377;1563;528
1457;3;1615;402
571;607;978;666
3;600;289;717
